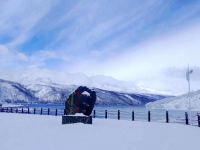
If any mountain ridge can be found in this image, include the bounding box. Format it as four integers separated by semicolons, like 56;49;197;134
0;78;167;106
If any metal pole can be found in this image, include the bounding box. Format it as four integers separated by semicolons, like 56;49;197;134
198;115;200;127
132;110;134;121
118;110;120;120
166;111;169;123
55;109;57;116
148;111;151;122
185;112;189;125
187;65;192;124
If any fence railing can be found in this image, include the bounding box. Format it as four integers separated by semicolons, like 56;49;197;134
0;107;200;127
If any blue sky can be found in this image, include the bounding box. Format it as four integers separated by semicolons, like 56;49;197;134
1;0;200;93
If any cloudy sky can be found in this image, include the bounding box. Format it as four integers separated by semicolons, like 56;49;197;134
0;0;200;94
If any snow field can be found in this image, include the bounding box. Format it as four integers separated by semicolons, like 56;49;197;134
0;113;200;150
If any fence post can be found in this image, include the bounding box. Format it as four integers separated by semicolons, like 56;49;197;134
132;110;134;121
118;110;120;120
40;108;43;115
16;108;18;113
148;111;151;122
34;108;36;114
105;110;107;119
28;107;30;114
48;108;50;115
198;115;200;127
55;109;57;116
11;107;13;113
93;110;96;118
185;112;189;125
22;108;24;113
166;111;169;123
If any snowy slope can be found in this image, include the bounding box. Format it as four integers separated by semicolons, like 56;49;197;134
95;88;166;105
25;83;76;103
0;113;200;150
0;79;166;105
0;79;36;103
146;90;200;110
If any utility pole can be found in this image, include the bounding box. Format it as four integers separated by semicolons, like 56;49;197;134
186;65;193;124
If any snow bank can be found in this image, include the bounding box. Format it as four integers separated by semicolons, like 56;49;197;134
2;103;23;108
0;113;199;150
146;90;200;111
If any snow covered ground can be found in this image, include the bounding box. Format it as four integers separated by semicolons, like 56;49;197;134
0;113;200;150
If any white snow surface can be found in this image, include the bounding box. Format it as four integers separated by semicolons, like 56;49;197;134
146;90;200;110
0;113;200;150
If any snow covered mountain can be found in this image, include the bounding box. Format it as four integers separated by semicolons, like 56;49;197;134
146;90;200;110
16;73;139;93
0;79;36;103
0;79;166;105
14;72;172;95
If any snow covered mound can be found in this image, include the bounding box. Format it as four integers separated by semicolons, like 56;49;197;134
146;90;200;110
0;113;199;150
0;79;166;105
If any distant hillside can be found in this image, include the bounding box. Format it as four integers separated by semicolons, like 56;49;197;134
0;79;167;106
146;90;200;110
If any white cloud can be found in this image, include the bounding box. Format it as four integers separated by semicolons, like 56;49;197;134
0;45;28;63
1;0;200;94
94;22;200;93
0;0;56;47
